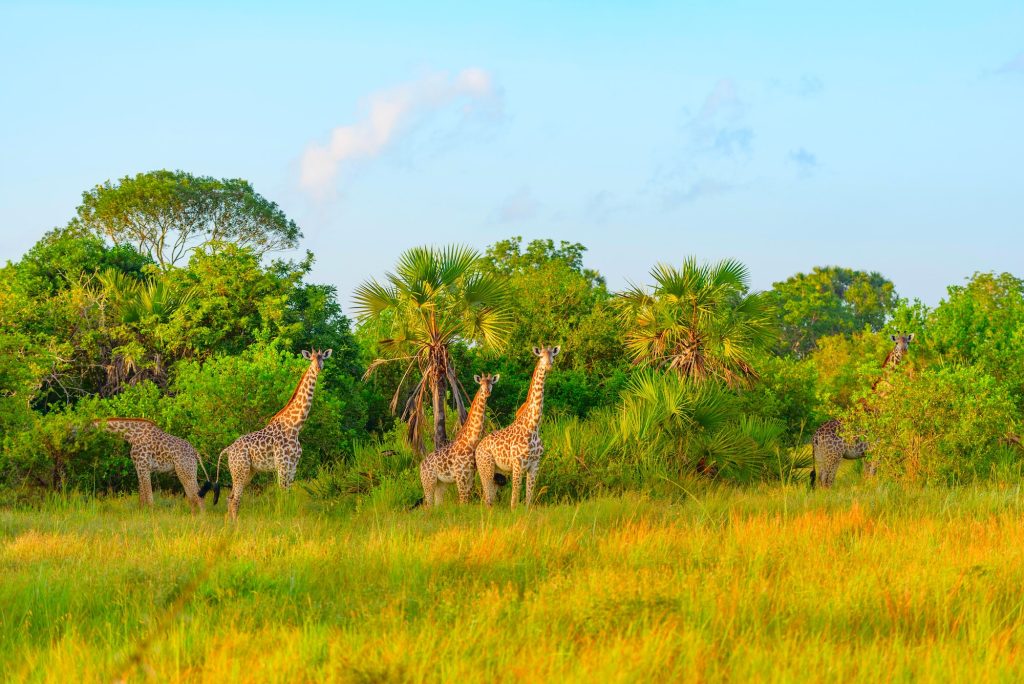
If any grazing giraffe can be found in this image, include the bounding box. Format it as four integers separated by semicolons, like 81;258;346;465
93;418;207;511
419;373;500;507
811;333;914;488
217;349;332;520
475;346;560;508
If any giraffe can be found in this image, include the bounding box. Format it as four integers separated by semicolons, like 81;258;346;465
216;349;331;520
93;418;207;511
418;373;500;507
475;346;560;508
811;333;914;488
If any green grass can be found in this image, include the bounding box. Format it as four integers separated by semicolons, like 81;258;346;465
4;483;1024;682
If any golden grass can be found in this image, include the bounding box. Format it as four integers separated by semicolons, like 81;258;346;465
3;484;1024;682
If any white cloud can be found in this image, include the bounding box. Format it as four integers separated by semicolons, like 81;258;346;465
789;147;818;176
299;68;500;197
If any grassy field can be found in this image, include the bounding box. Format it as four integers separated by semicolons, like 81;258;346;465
4;483;1024;683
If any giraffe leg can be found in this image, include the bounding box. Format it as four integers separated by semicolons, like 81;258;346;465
433;482;447;507
419;462;436;509
175;459;203;513
276;455;297;489
476;448;497;507
455;469;473;504
133;456;154;507
510;462;523;509
228;461;253;522
524;463;539;508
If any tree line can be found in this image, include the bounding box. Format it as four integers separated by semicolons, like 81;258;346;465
1;170;1021;502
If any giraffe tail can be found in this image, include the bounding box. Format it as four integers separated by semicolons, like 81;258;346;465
809;466;816;489
408;497;425;510
200;448;229;506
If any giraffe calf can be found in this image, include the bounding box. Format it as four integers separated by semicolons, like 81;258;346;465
419;373;499;507
93;418;207;511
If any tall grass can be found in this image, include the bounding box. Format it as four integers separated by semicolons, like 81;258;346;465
4;484;1024;682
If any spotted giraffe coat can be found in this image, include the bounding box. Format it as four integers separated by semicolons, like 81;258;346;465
811;333;913;488
94;418;205;511
420;373;499;507
218;349;331;520
475;346;559;508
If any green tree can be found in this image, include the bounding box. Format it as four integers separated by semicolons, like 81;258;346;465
72;170;301;268
479;237;626;420
353;245;511;453
769;266;898;356
616;258;776;385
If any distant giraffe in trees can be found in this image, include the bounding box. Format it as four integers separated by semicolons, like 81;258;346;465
475;346;560;508
811;333;914;488
216;349;331;520
418;373;500;507
93;418;207;511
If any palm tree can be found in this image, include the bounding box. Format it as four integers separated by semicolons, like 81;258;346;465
353;245;511;453
615;257;776;385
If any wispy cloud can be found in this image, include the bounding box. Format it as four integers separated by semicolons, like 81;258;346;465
492;186;540;223
994;52;1024;75
770;74;825;98
299;69;501;197
789;147;818;176
651;79;754;206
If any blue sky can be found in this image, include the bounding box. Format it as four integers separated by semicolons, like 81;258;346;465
1;1;1021;307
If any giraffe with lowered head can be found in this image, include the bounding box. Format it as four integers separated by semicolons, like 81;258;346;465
216;348;331;520
811;333;914;488
475;346;559;508
418;372;500;507
93;417;208;511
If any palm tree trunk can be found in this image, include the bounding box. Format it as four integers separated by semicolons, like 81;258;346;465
431;369;448;449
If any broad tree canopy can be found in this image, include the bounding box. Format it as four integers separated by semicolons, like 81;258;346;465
71;170;301;268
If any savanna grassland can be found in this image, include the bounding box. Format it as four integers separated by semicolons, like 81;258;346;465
5;482;1024;683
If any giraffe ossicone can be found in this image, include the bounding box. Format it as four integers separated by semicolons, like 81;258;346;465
475;345;560;508
216;348;332;520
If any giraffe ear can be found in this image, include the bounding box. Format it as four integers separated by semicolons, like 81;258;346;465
907;334;914;342
301;350;312;360
323;349;333;358
474;374;481;383
533;347;542;357
551;346;561;356
890;335;897;342
493;374;500;384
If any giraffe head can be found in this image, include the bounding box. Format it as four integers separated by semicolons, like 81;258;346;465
301;348;333;372
889;332;914;352
532;345;561;370
473;373;501;397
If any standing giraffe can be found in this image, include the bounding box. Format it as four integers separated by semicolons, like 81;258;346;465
418;373;500;507
93;418;207;511
475;346;560;508
811;333;914;488
216;348;331;520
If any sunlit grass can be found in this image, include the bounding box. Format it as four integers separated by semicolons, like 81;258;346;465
4;483;1024;682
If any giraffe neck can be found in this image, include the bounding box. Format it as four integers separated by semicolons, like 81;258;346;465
514;360;549;433
271;362;319;433
453;386;490;449
870;345;906;393
97;418;153;444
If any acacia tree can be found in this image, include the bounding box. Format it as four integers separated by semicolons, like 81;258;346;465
72;170;301;268
353;245;511;453
615;257;776;385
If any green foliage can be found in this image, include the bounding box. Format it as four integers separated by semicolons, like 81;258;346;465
927;272;1024;405
847;365;1021;484
616;371;801;483
477;237;627;421
737;351;822;445
616;258;777;385
354;245;512;452
71;170;301;267
769;266;897;356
